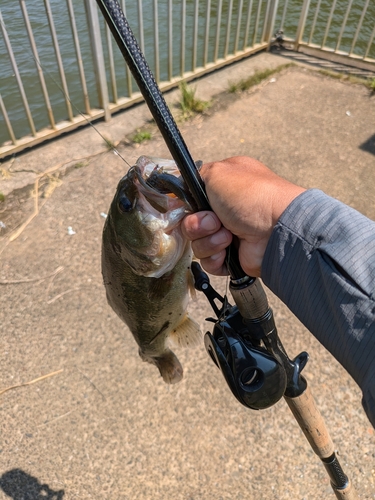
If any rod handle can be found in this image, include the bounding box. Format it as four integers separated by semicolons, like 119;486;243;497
284;386;334;458
285;387;359;499
332;481;359;500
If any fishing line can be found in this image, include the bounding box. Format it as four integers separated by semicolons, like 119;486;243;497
0;15;131;167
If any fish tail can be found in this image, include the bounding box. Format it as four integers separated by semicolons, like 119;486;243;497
139;348;183;384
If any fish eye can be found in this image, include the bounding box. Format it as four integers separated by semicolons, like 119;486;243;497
118;193;134;213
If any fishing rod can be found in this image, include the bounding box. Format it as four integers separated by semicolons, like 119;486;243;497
94;1;358;497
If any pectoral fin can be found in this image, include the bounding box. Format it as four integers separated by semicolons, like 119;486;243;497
167;313;201;348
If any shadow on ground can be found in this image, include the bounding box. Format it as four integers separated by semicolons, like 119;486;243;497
360;133;375;156
0;469;64;500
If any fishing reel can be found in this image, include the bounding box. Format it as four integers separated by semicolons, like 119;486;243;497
192;262;308;410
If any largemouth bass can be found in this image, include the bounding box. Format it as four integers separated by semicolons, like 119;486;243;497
102;156;201;384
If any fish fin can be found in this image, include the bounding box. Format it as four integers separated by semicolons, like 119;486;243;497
167;313;201;348
139;349;183;384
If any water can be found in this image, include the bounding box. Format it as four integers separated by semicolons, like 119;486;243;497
0;0;374;146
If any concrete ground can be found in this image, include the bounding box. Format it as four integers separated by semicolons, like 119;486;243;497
0;51;375;499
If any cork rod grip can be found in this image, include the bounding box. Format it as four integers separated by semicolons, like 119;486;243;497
332;481;359;500
284;385;334;458
285;387;358;499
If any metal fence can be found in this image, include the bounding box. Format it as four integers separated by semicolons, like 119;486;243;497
277;0;375;71
0;0;374;159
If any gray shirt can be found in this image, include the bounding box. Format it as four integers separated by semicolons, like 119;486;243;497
262;189;375;427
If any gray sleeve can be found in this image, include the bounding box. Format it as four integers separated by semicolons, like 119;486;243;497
262;189;375;427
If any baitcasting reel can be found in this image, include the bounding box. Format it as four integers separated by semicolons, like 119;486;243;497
191;261;308;410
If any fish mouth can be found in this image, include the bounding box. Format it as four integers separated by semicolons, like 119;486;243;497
133;157;196;213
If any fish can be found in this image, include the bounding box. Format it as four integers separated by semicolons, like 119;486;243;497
101;156;201;384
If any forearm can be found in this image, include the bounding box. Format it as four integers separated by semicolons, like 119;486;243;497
262;189;375;426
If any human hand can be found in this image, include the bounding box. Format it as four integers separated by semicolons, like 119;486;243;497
181;156;305;277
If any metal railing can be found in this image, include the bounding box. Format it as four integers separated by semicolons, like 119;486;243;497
0;0;272;158
0;0;374;159
276;0;375;71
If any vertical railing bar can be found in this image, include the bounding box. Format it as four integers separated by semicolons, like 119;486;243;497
192;0;199;71
168;0;173;79
280;0;289;32
321;0;337;49
335;0;353;52
0;9;36;137
180;0;186;75
121;0;133;97
153;0;160;82
137;0;145;54
263;0;279;46
261;0;272;43
84;0;110;120
224;0;233;58
19;0;56;129
0;94;17;145
106;23;118;102
214;0;222;61
253;0;263;46
364;23;375;60
234;0;244;53
308;0;322;45
350;0;370;56
294;0;311;50
243;0;253;50
66;0;91;114
203;0;211;66
44;0;73;121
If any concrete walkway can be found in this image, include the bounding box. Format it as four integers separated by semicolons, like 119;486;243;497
1;52;374;499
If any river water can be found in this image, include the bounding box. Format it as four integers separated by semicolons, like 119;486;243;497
0;0;374;146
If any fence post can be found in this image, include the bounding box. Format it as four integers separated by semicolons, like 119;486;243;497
294;0;311;51
263;0;279;47
84;0;110;121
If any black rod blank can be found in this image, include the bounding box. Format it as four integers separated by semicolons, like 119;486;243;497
94;0;209;211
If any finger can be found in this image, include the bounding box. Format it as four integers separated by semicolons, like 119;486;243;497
181;212;221;240
191;228;232;260
199;251;229;276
